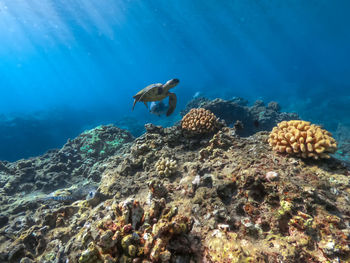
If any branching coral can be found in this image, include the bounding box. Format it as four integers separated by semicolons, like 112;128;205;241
155;157;177;177
181;108;221;136
269;120;337;159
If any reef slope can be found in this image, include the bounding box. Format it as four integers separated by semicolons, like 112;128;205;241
0;122;350;262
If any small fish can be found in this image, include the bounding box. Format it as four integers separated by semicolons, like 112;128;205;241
40;188;76;202
86;189;97;200
41;186;98;203
193;91;202;99
44;195;76;202
149;101;168;117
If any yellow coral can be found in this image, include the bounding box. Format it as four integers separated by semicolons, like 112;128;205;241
155;157;177;177
269;120;337;159
181;108;220;136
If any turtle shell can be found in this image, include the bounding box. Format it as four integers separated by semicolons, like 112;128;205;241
133;83;167;102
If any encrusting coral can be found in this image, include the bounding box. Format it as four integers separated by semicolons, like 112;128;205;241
155;156;177;177
181;108;221;136
269;120;337;159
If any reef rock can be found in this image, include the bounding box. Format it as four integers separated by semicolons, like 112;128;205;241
181;97;299;136
0;125;134;256
1;118;350;263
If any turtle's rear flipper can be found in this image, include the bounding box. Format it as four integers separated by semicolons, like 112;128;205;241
167;93;177;116
132;99;137;111
132;98;148;110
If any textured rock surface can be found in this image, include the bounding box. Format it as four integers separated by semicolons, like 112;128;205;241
181;97;299;136
0;125;134;250
1;119;350;262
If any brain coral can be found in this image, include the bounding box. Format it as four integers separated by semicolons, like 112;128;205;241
269;120;337;159
181;108;221;136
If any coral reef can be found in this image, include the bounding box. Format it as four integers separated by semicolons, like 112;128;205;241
155;156;177;177
269;120;337;159
334;124;350;164
1;99;350;263
78;125;133;160
181;97;299;136
75;197;192;262
181;108;223;137
0;125;133;247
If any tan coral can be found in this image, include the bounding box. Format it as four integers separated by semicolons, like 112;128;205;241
181;108;220;136
269;120;337;159
155;157;177;177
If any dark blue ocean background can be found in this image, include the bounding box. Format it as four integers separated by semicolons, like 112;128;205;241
0;0;349;161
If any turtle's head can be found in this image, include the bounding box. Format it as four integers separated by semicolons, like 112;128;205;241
164;78;179;90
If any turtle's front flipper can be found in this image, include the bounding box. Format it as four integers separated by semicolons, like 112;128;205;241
143;102;148;109
167;93;177;116
132;99;137;111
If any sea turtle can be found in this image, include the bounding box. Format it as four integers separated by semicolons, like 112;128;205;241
132;78;179;116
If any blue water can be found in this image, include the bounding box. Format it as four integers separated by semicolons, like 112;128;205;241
1;0;350;161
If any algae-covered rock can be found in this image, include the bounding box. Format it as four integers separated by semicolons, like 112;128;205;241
79;242;102;263
1;104;350;263
77;125;134;159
